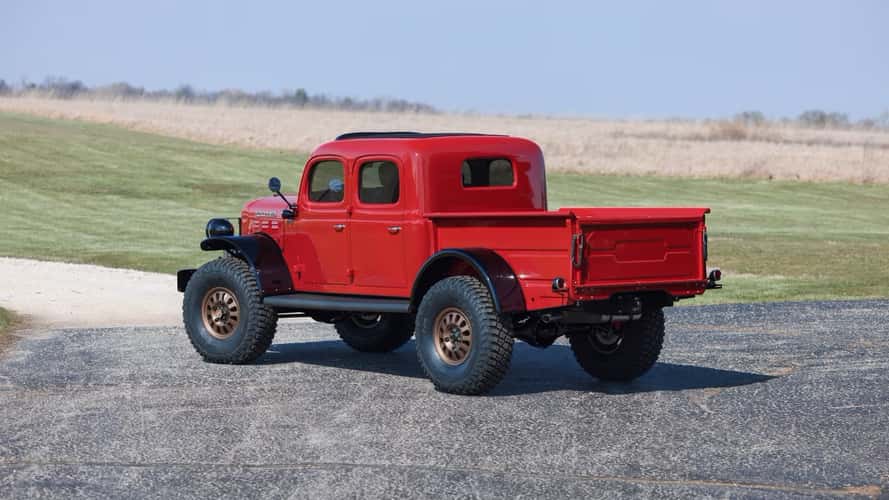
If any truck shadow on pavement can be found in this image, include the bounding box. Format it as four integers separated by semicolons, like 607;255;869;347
260;339;776;396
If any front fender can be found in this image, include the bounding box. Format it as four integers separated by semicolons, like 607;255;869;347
199;234;293;295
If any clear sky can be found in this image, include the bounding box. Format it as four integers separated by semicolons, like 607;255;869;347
2;0;887;119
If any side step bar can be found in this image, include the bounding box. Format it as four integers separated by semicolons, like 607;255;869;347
263;293;411;314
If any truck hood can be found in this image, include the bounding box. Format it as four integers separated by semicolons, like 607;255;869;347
243;195;296;217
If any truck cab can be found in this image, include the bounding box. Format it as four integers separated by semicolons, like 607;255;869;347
179;132;722;395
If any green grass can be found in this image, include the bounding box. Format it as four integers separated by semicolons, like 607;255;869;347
0;112;305;272
0;306;16;339
1;111;888;304
549;174;889;303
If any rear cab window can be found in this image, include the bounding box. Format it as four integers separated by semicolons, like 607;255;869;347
308;160;345;202
461;158;515;187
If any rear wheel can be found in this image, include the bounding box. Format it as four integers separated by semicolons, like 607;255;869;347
568;308;665;381
183;257;277;364
415;276;513;395
334;313;414;352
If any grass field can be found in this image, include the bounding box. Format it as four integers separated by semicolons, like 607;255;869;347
0;112;300;271
1;111;888;304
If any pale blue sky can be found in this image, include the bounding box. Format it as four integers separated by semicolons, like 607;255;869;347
2;0;887;119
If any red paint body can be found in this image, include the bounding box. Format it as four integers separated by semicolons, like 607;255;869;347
241;135;711;311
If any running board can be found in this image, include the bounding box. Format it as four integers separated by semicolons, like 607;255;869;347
263;293;411;314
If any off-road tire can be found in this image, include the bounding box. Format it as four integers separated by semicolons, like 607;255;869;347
568;308;665;381
415;276;513;395
334;313;414;352
183;257;277;363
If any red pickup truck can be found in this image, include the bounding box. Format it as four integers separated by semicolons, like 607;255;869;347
179;132;721;395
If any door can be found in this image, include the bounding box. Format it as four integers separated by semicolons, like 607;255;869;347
349;158;408;291
289;158;351;285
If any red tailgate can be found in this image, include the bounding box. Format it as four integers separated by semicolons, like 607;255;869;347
561;208;709;300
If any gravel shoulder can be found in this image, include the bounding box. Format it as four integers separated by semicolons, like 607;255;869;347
0;257;181;329
0;300;887;498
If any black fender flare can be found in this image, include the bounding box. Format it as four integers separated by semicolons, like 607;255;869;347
410;248;526;314
197;234;293;295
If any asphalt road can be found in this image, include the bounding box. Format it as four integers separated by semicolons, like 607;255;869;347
1;300;888;499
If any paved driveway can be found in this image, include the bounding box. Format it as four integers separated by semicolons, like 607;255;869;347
1;301;888;498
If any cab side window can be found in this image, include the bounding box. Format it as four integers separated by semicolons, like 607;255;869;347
308;160;345;202
359;161;399;204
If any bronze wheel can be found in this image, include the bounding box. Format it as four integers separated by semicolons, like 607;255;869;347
201;286;240;339
415;276;513;395
183;257;277;364
433;307;472;366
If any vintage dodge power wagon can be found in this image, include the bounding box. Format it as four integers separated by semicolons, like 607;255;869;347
178;132;721;395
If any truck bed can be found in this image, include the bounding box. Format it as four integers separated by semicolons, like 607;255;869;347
427;207;709;310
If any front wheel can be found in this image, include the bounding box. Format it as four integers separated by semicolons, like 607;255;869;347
415;276;514;395
568;308;665;381
183;257;277;364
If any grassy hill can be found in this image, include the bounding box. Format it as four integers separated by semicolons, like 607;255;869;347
0;112;301;272
1;111;887;304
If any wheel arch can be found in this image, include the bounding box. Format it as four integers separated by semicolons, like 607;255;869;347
410;248;526;314
197;234;293;295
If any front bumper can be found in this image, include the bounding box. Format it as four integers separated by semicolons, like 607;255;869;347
177;269;196;292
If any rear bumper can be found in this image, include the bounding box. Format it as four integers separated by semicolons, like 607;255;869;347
571;279;709;301
570;269;723;301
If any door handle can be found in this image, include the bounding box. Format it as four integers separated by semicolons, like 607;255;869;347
333;224;346;232
387;226;401;234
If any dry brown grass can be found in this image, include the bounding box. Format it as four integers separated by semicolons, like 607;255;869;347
2;96;888;183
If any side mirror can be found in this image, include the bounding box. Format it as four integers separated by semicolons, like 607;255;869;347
267;177;296;213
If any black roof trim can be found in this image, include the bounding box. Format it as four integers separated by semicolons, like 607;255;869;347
335;131;502;141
